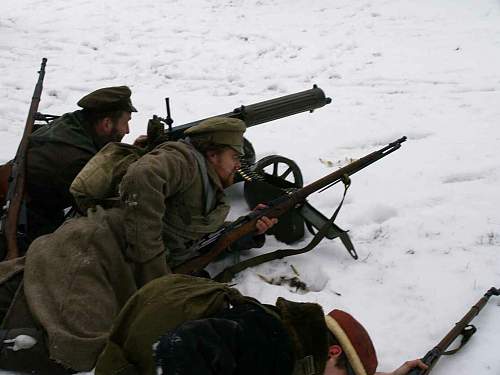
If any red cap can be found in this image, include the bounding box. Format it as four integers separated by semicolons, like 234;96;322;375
325;309;378;375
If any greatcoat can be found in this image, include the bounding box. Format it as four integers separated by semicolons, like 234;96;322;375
26;110;102;243
0;141;233;372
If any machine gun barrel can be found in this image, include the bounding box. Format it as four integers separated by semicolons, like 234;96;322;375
165;84;331;140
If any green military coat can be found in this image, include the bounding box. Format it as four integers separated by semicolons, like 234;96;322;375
120;141;230;267
26;110;102;241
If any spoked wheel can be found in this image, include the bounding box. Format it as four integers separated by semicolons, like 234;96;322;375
245;155;305;243
253;155;303;188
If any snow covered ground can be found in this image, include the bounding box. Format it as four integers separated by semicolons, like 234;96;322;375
1;0;500;373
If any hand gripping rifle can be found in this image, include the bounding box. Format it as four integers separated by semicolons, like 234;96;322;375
408;287;500;374
0;58;47;260
173;136;407;276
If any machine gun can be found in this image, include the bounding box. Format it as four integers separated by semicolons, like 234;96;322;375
408;287;500;374
146;85;331;161
23;77;355;256
0;58;47;260
173;137;407;278
147;85;331;140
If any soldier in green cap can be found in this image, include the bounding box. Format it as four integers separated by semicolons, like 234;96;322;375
120;116;276;268
18;85;138;251
0;117;276;373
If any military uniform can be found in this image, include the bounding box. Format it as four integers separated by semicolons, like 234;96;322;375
120;140;229;266
24;86;136;247
94;275;378;375
94;274;327;375
0;118;265;373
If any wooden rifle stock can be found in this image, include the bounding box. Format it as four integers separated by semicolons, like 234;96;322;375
173;219;260;275
173;136;407;275
0;163;12;207
1;58;47;260
408;287;500;375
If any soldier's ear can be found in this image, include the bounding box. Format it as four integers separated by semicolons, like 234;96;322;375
205;150;218;163
102;117;114;133
95;117;113;135
328;344;343;359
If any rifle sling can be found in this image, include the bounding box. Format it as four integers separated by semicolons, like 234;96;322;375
214;175;351;283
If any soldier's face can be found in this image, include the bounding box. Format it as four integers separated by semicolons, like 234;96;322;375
207;148;241;188
109;111;131;142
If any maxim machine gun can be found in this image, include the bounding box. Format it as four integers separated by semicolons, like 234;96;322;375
2;58;357;260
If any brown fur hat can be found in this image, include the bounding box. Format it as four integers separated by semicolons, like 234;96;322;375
275;298;329;375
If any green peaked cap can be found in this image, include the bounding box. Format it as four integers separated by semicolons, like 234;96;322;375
77;86;137;112
185;117;246;155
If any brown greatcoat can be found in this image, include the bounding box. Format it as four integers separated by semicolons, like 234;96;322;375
0;141;230;372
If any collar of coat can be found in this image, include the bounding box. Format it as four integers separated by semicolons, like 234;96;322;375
275;297;328;375
205;157;225;193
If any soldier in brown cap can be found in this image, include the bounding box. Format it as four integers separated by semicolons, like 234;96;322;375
91;274;427;375
324;309;426;375
22;85;137;249
0;117;276;374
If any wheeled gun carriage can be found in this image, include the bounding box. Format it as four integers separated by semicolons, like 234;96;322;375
33;84;357;258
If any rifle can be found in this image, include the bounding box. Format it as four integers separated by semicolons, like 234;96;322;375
173;136;407;275
0;58;47;260
147;84;332;147
408;287;500;374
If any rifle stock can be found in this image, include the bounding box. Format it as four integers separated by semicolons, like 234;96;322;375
173;220;259;275
0;163;12;207
173;136;407;275
408;287;500;375
1;58;47;260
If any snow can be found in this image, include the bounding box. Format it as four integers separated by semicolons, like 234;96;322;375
1;0;500;373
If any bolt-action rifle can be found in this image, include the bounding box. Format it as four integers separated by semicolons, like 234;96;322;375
173;136;407;276
408;287;500;374
0;58;47;260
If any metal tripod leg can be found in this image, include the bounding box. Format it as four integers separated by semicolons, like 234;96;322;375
299;201;357;259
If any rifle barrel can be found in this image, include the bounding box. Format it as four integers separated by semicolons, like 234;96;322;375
168;85;331;139
408;287;500;375
293;136;406;201
2;58;47;260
